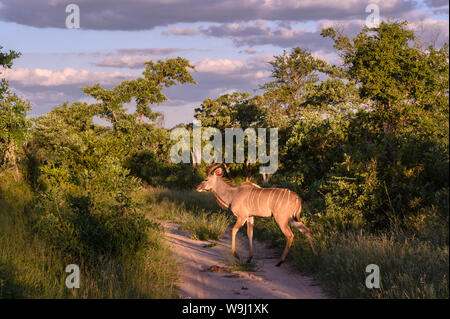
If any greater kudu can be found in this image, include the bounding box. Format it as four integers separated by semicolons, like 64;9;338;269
196;163;316;266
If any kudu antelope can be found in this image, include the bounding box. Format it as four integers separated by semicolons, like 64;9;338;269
196;163;316;266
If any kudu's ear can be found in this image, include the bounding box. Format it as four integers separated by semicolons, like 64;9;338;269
214;168;223;176
207;162;223;176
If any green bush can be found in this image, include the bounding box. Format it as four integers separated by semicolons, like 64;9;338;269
0;176;177;298
274;108;449;232
33;161;152;260
125;150;203;190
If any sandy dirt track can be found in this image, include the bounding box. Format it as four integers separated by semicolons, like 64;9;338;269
163;221;327;299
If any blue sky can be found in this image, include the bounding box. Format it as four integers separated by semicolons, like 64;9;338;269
1;0;448;128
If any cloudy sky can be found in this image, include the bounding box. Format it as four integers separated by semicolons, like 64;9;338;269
1;0;448;128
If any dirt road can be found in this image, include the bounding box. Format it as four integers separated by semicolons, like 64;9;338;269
163;221;327;299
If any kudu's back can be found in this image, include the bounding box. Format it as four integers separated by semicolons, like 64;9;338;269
231;182;302;221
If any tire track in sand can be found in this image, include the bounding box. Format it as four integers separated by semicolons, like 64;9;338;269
163;221;327;299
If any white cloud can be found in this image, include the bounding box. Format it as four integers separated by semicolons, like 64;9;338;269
193;56;272;86
208;87;239;97
163;27;199;36
195;58;246;74
2;67;135;87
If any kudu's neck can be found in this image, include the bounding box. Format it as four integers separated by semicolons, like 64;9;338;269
212;178;236;209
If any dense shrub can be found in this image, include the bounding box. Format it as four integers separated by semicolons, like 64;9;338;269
272;107;449;233
125;147;204;190
32;161;152;260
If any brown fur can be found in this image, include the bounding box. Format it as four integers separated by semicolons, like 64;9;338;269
196;165;316;266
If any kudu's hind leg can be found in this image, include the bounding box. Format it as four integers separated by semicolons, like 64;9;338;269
291;220;317;255
246;217;254;263
275;218;294;267
231;217;246;260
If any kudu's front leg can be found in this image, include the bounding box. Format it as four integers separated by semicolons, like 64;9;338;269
231;217;246;260
246;217;254;263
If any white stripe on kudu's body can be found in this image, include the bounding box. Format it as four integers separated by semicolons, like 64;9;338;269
196;164;316;266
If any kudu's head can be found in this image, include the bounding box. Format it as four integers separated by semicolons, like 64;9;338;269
196;163;224;193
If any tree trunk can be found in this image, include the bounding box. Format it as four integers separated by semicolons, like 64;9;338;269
191;148;202;167
244;158;249;180
4;140;19;181
190;149;196;167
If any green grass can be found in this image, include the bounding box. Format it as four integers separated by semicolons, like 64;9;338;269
253;217;449;299
0;176;178;298
8;179;444;299
143;187;231;241
231;260;258;272
143;187;449;299
178;213;230;240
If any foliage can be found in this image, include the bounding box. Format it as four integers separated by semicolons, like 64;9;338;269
0;46;21;98
264;21;450;231
0;90;31;167
0;19;448;299
82;57;196;124
0;175;177;298
195;92;262;129
259;47;328;115
322;20;449;133
253;216;448;299
0;48;31;173
34;160;150;259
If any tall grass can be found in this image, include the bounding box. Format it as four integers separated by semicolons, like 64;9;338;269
0;176;178;298
178;213;230;240
6;178;445;299
148;186;449;299
142;187;448;299
253;217;449;299
143;188;449;298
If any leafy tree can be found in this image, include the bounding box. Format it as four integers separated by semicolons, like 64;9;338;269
82;57;196;125
195;92;261;129
0;91;31;175
0;46;30;177
259;47;327;115
0;46;21;98
322;20;449;134
305;77;360;113
194;92;263;177
266;21;449;230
